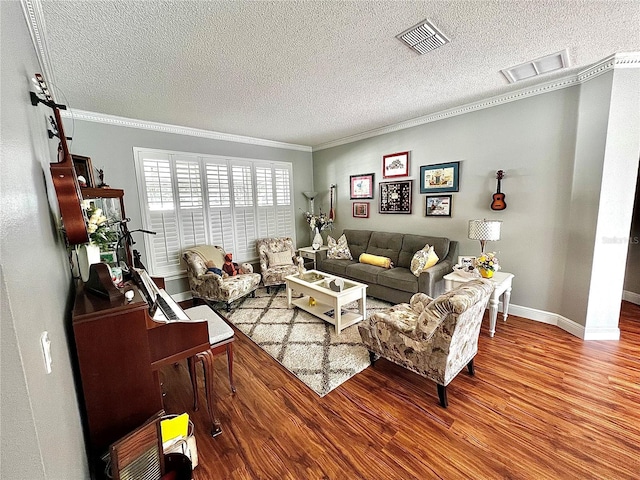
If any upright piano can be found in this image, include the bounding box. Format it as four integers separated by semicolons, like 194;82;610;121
71;270;218;478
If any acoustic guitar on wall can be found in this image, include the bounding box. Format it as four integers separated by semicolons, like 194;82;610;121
490;170;507;211
32;73;89;245
329;184;336;220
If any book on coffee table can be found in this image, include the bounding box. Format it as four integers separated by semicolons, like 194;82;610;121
324;309;348;318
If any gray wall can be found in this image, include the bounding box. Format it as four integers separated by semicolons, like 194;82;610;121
1;2;88;478
69;121;313;293
313;87;579;317
313;74;639;329
624;171;640;295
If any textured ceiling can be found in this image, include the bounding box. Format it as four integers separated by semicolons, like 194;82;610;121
38;0;640;148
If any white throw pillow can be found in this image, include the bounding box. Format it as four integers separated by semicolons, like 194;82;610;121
410;244;439;277
267;250;293;266
327;234;353;260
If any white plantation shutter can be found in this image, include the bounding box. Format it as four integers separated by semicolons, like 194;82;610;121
135;149;295;275
274;167;294;237
140;154;181;274
175;157;207;249
256;165;276;237
205;162;234;252
231;164;257;260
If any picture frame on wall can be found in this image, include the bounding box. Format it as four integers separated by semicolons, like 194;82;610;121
382;151;409;178
425;195;452;217
419;161;460;193
350;173;375;199
379;180;412;214
352;202;370;218
72;154;95;188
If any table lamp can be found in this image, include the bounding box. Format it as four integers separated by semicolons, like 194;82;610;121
468;219;502;253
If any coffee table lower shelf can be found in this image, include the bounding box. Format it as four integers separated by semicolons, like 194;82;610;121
291;296;363;332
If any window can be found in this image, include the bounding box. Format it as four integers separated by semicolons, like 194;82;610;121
135;149;295;277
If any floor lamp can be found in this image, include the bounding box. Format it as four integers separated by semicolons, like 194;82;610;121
468;219;502;254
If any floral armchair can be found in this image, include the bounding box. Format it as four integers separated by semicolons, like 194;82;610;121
256;237;300;292
183;245;261;311
358;279;493;407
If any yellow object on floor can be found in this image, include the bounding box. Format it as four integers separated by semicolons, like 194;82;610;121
161;413;189;443
309;296;316;306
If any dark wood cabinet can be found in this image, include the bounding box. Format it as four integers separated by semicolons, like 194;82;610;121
72;285;163;472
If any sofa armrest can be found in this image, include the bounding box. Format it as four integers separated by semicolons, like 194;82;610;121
417;240;458;296
316;249;328;262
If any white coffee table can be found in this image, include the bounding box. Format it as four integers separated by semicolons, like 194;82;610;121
444;271;514;337
285;270;367;334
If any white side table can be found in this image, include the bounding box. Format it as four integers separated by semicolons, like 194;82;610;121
298;246;329;270
443;271;515;337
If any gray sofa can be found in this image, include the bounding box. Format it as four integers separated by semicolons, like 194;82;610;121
316;229;458;304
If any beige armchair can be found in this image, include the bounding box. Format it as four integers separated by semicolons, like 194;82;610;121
256;237;300;292
183;245;261;311
358;279;493;407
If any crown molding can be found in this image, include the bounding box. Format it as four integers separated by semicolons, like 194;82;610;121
21;0;637;154
22;0;57;93
60;109;312;152
313;52;640;152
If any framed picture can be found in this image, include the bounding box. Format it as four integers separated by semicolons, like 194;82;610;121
458;256;476;268
382;151;409;178
350;173;375;199
352;202;370;218
425;195;452;217
379;180;412;214
419;161;460;193
72;154;95;188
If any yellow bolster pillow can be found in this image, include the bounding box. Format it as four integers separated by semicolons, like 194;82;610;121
359;253;393;269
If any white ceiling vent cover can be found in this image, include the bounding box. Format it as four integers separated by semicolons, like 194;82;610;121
501;49;570;83
397;20;449;55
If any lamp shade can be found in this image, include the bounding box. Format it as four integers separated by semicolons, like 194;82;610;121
468;219;502;241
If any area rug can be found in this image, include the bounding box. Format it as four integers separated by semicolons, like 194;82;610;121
223;287;392;397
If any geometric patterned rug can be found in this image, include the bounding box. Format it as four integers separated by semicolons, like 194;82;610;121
223;287;393;397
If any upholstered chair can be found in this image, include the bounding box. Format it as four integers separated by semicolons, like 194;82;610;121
256;237;300;292
358;279;493;407
183;245;261;311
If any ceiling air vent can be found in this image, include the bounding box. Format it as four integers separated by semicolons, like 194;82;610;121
397;19;449;55
501;49;570;83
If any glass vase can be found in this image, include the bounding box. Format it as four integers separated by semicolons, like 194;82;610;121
312;228;323;250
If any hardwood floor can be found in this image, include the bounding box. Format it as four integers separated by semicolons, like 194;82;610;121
161;301;640;479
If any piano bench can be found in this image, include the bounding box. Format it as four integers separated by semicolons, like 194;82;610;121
184;306;236;416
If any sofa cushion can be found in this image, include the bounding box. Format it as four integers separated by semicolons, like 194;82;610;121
359;253;393;268
398;234;450;269
327;234;353;260
343;229;372;260
345;263;383;284
377;267;420;294
319;258;353;276
410;245;439;276
366;231;403;265
267;250;294;266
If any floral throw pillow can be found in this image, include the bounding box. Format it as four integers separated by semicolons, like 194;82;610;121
410;244;439;277
327;234;353;260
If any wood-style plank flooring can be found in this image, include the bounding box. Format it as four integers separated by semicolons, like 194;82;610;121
162;301;640;479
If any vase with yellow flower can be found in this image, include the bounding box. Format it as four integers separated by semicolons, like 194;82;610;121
475;252;500;279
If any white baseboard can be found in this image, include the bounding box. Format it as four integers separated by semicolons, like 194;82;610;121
623;290;640;305
504;304;620;340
